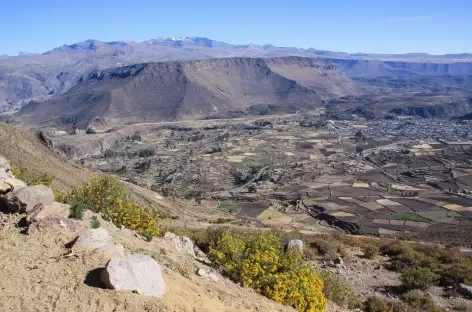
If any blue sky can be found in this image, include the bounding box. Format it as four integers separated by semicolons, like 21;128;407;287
2;0;471;55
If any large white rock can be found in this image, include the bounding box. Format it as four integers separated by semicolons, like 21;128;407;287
285;239;304;253
4;185;54;213
74;228;111;249
163;232;195;257
101;254;165;297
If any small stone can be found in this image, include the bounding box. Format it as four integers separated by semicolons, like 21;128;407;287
162;232;195;257
101;254;166;297
208;272;219;283
197;268;208;277
334;257;344;266
285;239;304;253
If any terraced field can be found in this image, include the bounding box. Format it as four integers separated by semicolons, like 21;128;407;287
65;115;472;238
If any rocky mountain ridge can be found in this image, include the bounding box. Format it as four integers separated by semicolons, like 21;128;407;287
1;37;472;110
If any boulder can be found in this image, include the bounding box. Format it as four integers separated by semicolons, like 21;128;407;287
0;169;11;179
26;202;70;225
460;283;472;298
334;257;345;269
0;180;13;195
4;185;54;213
0;178;28;196
194;246;211;265
2;178;27;192
163;232;195;257
97;244;126;257
101;254;165;297
25;202;70;234
285;239;304;253
74;228;111;249
27;217;69;234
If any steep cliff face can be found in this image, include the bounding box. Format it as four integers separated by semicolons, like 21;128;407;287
265;57;358;99
15;57;348;129
390;102;472;118
329;58;472;77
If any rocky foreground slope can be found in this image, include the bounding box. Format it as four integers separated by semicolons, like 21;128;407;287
0;155;297;312
13;57;354;129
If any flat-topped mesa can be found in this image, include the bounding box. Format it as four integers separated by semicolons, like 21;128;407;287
15;57;356;130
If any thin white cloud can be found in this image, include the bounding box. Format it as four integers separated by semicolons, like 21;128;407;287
387;16;431;22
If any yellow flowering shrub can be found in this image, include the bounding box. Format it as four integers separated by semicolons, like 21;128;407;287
265;268;327;312
54;190;71;204
11;163;53;186
72;174;160;238
208;231;245;280
72;174;126;213
104;199;160;237
240;232;281;290
208;230;327;312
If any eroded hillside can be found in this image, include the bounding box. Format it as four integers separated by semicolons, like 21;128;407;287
14;57;355;129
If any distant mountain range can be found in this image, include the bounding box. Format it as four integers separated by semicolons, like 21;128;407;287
13;37;472;61
1;36;472;114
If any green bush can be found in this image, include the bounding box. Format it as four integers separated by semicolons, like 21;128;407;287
402;290;443;312
309;237;338;258
134;159;151;172
103;149;117;158
90;215;101;228
364;245;380;259
401;267;439;291
54;190;70;204
364;296;393;312
138;148;155;157
363;292;443;312
318;269;361;309
208;230;327;312
378;241;472;286
69;200;86;220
